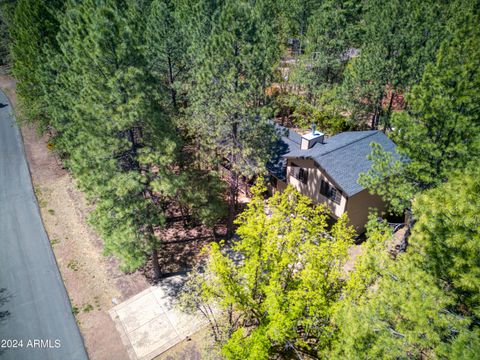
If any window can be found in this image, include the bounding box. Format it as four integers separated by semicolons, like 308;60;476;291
320;179;342;204
298;168;308;184
290;163;308;184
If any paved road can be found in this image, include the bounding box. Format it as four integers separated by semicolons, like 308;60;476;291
0;90;88;360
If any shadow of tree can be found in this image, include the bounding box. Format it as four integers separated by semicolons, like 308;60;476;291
141;223;227;284
0;287;11;323
0;287;11;357
159;275;187;295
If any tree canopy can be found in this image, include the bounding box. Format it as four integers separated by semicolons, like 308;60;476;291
182;181;355;359
6;1;480;358
10;0;64;126
332;166;480;359
188;0;280;233
359;12;480;214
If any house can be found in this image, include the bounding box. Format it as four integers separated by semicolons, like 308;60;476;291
267;125;398;233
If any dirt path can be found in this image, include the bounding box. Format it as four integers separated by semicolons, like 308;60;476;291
0;74;149;360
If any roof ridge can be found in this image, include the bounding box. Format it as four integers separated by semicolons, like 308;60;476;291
317;130;379;158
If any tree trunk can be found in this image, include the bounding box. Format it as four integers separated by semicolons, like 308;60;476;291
227;119;239;238
167;54;177;109
180;205;189;227
176;194;189;227
384;91;395;131
371;108;379;129
226;170;238;238
151;247;161;281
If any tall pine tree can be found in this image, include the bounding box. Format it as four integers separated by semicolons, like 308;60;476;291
189;0;280;234
145;0;189;109
331;166;480;359
10;0;64;126
46;0;183;279
359;11;480;214
342;0;447;129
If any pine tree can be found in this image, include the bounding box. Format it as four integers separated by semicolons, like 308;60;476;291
359;12;480;214
144;0;228;230
0;0;15;66
294;0;361;95
175;0;221;56
342;0;447;129
145;0;189;109
9;0;64;126
44;0;184;279
188;0;280;235
284;0;362;134
279;0;322;54
331;166;480;358
410;166;480;318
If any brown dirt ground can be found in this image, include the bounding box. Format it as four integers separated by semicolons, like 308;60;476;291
155;328;220;360
0;74;149;360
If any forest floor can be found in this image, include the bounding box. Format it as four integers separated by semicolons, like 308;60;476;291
0;74;223;359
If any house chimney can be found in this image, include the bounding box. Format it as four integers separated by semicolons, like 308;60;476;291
300;124;324;150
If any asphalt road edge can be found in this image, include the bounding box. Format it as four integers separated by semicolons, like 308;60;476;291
0;88;90;359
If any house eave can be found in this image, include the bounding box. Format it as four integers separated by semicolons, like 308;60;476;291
283;154;358;197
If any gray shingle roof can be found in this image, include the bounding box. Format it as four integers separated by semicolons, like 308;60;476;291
266;125;301;181
269;127;399;197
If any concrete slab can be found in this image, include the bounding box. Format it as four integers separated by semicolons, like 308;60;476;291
166;310;206;336
109;276;208;360
129;314;179;358
116;292;164;333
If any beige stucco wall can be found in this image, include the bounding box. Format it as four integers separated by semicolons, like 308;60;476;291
301;138;309;150
285;159;347;218
280;158;387;233
345;189;387;233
